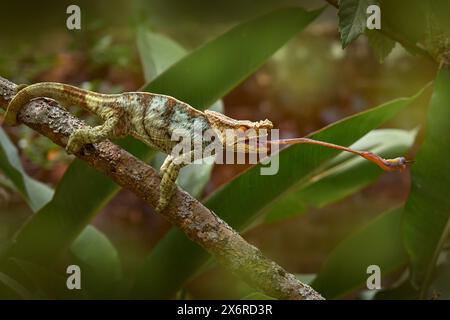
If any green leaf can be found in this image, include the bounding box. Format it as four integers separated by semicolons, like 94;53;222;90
265;128;417;223
403;68;450;296
11;7;322;267
426;249;450;299
0;127;53;212
380;0;428;47
132;86;428;298
136;27;187;82
311;207;408;299
338;0;379;48
366;29;396;63
10;161;121;265
10;258;85;299
0;173;17;192
295;274;316;285
0;271;32;299
70;226;121;298
430;0;450;39
140;7;324;109
374;278;418;300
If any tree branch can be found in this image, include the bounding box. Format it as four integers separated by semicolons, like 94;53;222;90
0;76;323;300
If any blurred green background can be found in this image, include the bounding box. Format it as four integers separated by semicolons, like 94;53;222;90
0;0;440;299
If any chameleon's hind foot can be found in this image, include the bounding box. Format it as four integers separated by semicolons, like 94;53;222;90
159;155;174;178
155;198;169;213
66;129;90;154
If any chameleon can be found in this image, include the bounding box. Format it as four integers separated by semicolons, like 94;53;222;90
3;82;411;212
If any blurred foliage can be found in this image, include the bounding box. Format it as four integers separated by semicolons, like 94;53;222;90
0;0;449;300
312;207;407;298
403;68;450;297
0;128;53;211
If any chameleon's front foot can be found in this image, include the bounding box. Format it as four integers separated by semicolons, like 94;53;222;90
155;178;177;213
155;156;183;213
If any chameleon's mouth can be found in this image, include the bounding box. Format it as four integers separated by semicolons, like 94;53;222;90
235;136;258;144
233;136;269;150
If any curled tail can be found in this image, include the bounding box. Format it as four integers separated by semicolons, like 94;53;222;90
3;82;118;126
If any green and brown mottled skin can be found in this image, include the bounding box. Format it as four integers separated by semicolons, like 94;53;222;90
4;82;273;212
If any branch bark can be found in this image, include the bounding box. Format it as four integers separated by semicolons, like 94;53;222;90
0;76;323;300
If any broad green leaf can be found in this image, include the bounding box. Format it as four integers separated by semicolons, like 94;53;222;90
70;225;121;298
265;128;417;223
136;27;187;82
132;87;427;298
426;249;450;299
430;0;450;38
0;173;17;192
366;29;396;63
0;271;32;299
311;207;408;299
140;7;323;108
0;127;53;212
11;7;322;267
295;274;316;285
374;278;418;300
10;258;85;299
403;68;450;296
10;161;120;264
379;0;428;55
338;0;379;48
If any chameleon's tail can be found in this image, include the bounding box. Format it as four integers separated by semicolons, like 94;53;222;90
268;138;413;172
3;82;119;126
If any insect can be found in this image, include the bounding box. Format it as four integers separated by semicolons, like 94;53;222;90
3;82;412;212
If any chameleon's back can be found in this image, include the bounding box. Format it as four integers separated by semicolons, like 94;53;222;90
125;92;212;155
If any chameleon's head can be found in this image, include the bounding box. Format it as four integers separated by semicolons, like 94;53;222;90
204;110;273;152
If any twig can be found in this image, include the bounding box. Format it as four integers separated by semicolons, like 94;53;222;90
0;76;324;300
324;0;436;63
